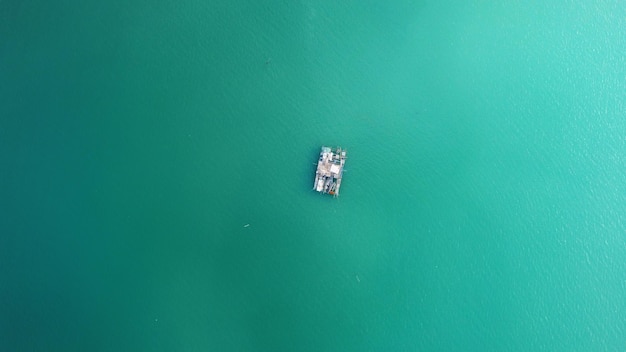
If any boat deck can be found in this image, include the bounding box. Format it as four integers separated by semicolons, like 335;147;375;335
313;146;346;197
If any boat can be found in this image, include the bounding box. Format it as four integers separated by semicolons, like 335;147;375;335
313;146;346;197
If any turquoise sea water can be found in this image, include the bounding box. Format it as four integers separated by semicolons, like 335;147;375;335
1;1;626;351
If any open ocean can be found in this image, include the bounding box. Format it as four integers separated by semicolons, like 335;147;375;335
1;1;626;351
